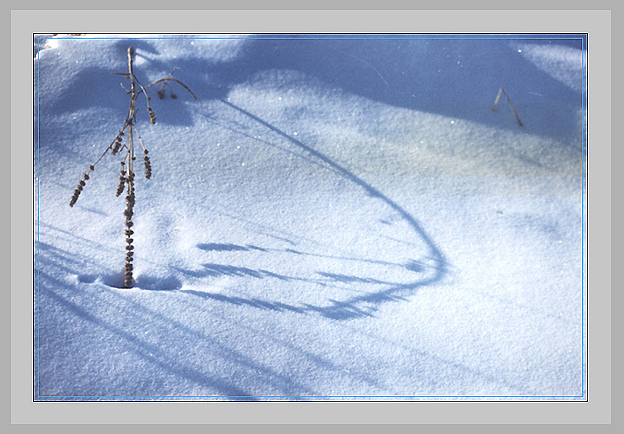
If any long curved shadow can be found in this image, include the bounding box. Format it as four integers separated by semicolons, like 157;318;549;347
204;99;449;320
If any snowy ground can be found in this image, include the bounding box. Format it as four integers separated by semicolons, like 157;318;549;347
34;34;586;400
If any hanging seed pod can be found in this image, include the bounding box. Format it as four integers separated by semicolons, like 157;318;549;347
69;173;89;207
116;171;126;197
143;150;152;179
69;191;80;207
148;107;157;124
112;137;122;155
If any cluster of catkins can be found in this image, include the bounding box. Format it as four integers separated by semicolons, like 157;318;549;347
70;136;152;288
68;46;196;289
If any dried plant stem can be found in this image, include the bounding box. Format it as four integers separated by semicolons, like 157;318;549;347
124;139;136;288
69;46;195;289
492;87;523;127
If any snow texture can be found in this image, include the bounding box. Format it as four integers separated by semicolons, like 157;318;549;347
34;34;586;401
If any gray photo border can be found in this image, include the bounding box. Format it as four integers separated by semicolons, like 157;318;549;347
10;3;613;427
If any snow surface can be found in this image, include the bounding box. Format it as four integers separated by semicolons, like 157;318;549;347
34;35;586;401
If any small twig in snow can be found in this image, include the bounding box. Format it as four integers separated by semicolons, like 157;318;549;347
492;87;523;127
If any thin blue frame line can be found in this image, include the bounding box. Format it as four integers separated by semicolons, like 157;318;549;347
32;33;585;401
34;34;587;401
36;36;41;399
39;395;585;398
580;34;585;399
48;36;585;41
47;33;583;36
46;32;582;36
32;33;586;401
44;33;583;37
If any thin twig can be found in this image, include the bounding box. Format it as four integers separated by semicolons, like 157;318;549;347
492;87;523;127
133;124;147;152
145;77;198;100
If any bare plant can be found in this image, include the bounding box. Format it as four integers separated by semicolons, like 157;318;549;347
492;87;523;127
69;47;196;288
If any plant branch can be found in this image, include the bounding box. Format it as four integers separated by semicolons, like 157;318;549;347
69;46;196;288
